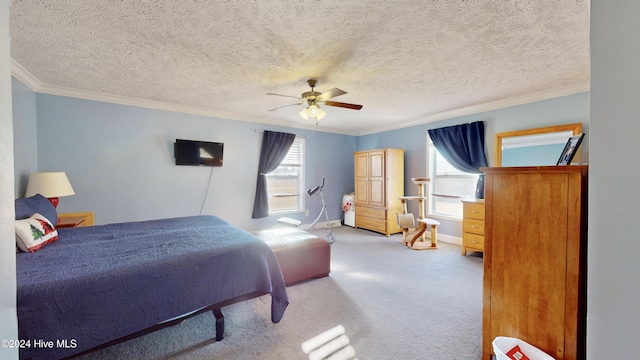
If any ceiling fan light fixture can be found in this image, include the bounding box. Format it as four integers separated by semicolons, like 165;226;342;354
299;104;326;121
308;104;319;117
298;107;309;120
270;79;360;121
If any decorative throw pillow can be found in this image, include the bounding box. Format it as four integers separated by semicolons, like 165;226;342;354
15;213;59;253
15;194;58;227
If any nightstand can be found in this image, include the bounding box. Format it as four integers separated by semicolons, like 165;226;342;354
57;212;95;228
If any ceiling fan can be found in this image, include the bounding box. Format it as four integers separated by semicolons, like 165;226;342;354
267;79;363;121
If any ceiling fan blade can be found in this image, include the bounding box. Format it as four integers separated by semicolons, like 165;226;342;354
268;102;304;111
317;87;347;101
266;92;300;99
323;101;363;110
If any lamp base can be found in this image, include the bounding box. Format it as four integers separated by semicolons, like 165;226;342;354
48;197;59;208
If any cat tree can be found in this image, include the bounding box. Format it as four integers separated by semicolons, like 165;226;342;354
398;177;440;250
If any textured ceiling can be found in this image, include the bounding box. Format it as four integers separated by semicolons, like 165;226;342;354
9;0;590;135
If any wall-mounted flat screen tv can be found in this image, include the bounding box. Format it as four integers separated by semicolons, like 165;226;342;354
174;139;224;167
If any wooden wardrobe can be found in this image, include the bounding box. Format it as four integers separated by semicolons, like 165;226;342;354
353;148;404;237
482;166;587;360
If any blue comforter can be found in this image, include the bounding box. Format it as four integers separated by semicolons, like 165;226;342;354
16;215;289;360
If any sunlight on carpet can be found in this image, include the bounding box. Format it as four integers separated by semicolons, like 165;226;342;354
302;325;356;360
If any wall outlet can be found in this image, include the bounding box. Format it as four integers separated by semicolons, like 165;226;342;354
305;209;309;216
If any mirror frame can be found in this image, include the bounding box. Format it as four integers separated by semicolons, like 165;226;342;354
495;123;583;166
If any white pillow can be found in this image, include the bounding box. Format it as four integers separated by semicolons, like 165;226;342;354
15;213;59;253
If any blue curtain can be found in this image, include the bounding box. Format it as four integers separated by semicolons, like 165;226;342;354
252;131;296;218
427;121;489;198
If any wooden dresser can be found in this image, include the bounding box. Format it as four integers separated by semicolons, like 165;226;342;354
461;199;485;255
482;166;587;360
354;148;404;237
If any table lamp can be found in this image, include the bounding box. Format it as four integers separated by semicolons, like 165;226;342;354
25;172;75;208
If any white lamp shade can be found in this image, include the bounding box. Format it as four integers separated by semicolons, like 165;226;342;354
315;106;327;120
25;172;75;198
299;104;327;121
299;107;309;120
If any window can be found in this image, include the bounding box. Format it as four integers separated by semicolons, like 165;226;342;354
266;137;305;214
427;137;479;218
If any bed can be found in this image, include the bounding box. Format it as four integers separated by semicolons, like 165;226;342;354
15;202;289;360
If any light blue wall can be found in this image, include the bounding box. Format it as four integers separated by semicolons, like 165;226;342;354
32;93;356;230
12;79;588;237
590;2;640;357
11;77;37;197
357;92;590;237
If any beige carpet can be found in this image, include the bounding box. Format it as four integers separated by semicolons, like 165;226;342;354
77;226;484;360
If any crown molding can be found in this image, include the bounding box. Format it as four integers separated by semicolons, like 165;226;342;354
355;82;591;136
10;59;41;91
14;83;353;138
9;58;355;135
10;58;587;138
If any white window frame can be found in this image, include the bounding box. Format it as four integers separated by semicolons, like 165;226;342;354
266;137;305;214
426;135;479;219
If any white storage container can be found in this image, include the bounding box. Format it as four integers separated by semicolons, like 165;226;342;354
492;337;555;360
342;194;355;227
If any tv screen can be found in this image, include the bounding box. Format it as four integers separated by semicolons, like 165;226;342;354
174;139;224;167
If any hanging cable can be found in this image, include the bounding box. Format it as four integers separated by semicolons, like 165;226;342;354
200;165;215;215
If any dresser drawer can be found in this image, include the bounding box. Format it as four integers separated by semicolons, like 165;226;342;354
464;218;485;235
356;215;387;233
463;202;485;220
356;206;387;220
463;233;485;250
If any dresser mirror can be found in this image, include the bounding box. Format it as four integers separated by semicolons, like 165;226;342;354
495;123;583;166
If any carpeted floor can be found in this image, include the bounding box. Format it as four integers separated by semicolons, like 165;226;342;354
77;226;484;360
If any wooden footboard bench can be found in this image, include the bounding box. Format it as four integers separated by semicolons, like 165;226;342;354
253;228;331;286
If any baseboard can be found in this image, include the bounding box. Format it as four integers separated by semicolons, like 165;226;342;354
425;232;462;246
303;220;342;229
306;221;463;246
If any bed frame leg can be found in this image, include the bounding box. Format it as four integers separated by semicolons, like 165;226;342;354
213;308;224;341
